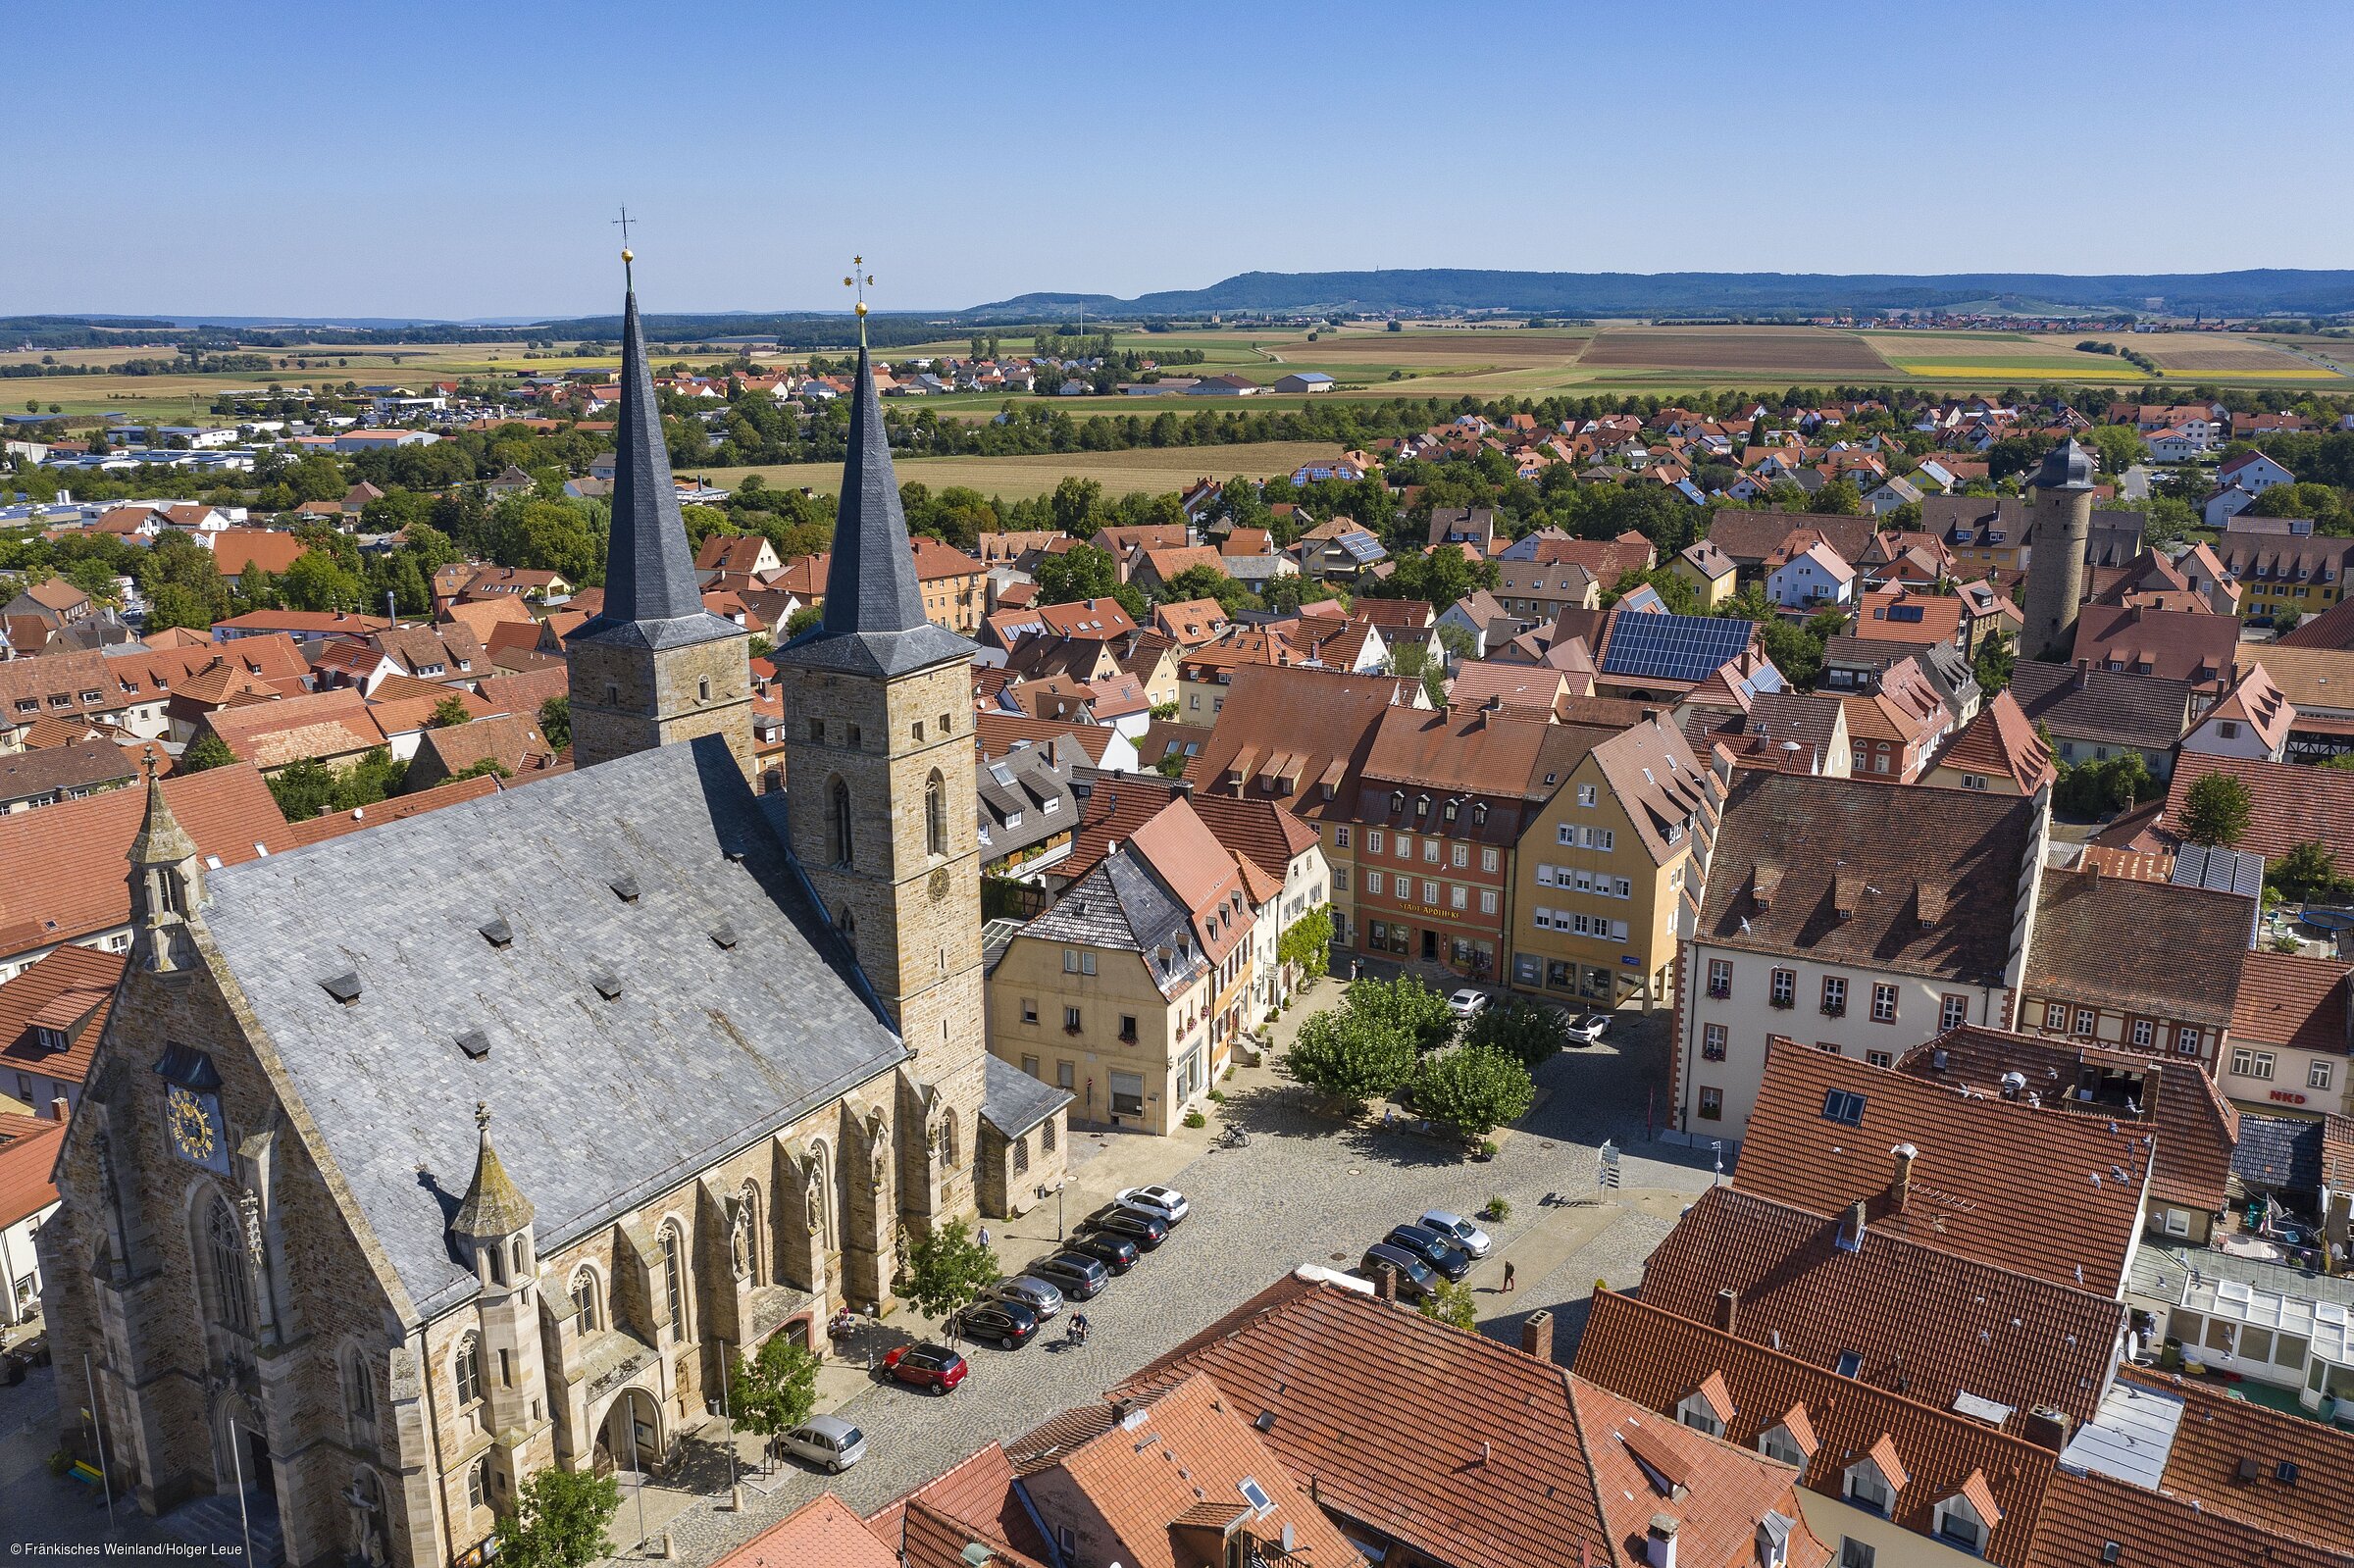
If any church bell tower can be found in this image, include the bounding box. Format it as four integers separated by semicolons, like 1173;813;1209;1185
773;275;987;1237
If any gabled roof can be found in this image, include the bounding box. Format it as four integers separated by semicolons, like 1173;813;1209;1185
193;734;903;1319
2007;660;2193;752
1894;1025;2237;1220
2022;1466;2341;1568
1931;690;2054;792
2228;949;2352;1055
2021;866;2250;1030
2116;1365;2354;1558
1638;1186;2124;1426
711;1492;898;1568
0;943;124;1092
1573;1288;2051;1568
2072;603;2236;689
200;687;387;769
1734;1042;2149;1296
0;1111;67;1230
0;763;290;959
1695;771;2034;986
2158;754;2354;863
1186;664;1403;824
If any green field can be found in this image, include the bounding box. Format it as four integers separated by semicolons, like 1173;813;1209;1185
702;440;1340;502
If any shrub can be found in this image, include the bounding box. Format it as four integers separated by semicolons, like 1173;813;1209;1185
1183;1109;1207;1130
1417;1277;1479;1332
1206;1087;1225;1102
1484;1195;1510;1222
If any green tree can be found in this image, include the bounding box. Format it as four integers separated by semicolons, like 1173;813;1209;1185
491;1467;621;1568
2267;841;2349;904
2086;425;2143;476
537;694;571;750
142;581;213;633
2180;771;2253;847
1283;1007;1415;1110
784;605;823;638
277;548;366;612
266;757;338;821
1035;541;1120;605
1159;562;1259;617
1811;480;1862;516
1276;906;1334;983
179;733;237;773
726;1334;821;1451
1410;1045;1537;1140
1418;1277;1480;1333
1972;630;2015;696
428;694;472;729
1463;1001;1569;1068
899;1218;1000;1335
1344;974;1457;1053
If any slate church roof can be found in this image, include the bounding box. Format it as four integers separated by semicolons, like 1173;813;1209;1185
775;344;976;680
200;734;905;1318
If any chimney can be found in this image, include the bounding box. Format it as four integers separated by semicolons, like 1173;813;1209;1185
2022;1406;2073;1451
1374;1262;1398;1303
1890;1143;1918;1212
48;1095;70;1122
2081;855;2100;882
1645;1514;1680;1568
1520;1308;1555;1361
1714;1289;1738;1334
1836;1198;1867;1253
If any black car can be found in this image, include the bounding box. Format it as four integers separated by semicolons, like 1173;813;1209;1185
1079;1203;1169;1250
1386;1224;1474;1283
1064;1232;1142;1274
950;1296;1040;1350
1027;1251;1111;1300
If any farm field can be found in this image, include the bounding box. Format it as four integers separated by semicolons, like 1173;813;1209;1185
1866;330;2148;382
1576;327;1891;377
2049;331;2336;378
703;439;1335;502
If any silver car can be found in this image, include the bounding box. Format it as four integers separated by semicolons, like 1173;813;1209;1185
986;1275;1064;1320
780;1414;866;1474
1419;1208;1494;1259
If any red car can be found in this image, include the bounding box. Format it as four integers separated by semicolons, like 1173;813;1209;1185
881;1341;968;1394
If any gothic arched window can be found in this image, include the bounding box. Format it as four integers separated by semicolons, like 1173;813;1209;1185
454;1335;483;1406
926;770;947;857
1013;1136;1029;1176
345;1351;375;1422
828;778;853;867
659;1225;687;1340
207;1197;252;1335
569;1268;601;1332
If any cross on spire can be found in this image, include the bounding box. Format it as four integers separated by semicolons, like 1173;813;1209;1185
844;256;873;347
614;205;638;284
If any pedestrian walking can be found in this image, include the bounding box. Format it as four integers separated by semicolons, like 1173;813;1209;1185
1502;1260;1516;1292
977;1225;992;1248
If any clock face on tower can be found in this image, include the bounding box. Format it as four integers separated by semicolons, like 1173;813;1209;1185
165;1083;229;1173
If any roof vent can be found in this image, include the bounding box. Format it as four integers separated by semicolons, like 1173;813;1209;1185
2235;1456;2261;1483
2000;1070;2027;1100
589;967;623;1000
456;1030;489;1060
609;874;640;903
1254;1410;1276;1433
2099;1544;2121;1565
711;923;740;950
479;918;513;948
322;971;361;1006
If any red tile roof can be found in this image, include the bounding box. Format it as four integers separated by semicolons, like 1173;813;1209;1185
0;766;290;960
2157;754;2354;863
2022;1466;2340;1568
1931;689;2055;792
1734;1041;2151;1295
2119;1365;2354;1557
0;1110;66;1229
2228;950;2352;1055
710;1492;897;1568
1572;1288;2054;1568
2022;866;2250;1030
282;774;505;848
199;687;388;770
861;1441;1052;1567
0;944;123;1094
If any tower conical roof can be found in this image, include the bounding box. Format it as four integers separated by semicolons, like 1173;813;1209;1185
572;277;742;652
2034;436;2096;491
128;749;195;865
774;345;975;680
452;1103;535;1239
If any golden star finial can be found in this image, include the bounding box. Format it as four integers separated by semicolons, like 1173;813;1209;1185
844;257;874;346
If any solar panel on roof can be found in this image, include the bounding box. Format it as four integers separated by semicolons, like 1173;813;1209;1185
1599;612;1751;683
1339;532;1385;563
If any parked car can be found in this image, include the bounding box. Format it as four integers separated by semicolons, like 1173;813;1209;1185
1027;1251;1111;1300
779;1414;867;1474
951;1296;1041;1350
1115;1184;1191;1226
1447;987;1489;1021
1418;1209;1494;1259
1080;1204;1169;1250
1359;1241;1439;1302
986;1275;1065;1320
881;1342;968;1394
1565;1012;1611;1046
1065;1232;1142;1274
1386;1223;1473;1282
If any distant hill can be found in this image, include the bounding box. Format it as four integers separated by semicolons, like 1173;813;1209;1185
965;269;2354;320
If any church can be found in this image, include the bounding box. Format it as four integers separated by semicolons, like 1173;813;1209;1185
34;259;1070;1568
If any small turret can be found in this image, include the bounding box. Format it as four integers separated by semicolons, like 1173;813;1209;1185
453;1103;536;1289
127;747;200;972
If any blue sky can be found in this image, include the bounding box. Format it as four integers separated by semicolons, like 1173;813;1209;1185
13;1;2353;319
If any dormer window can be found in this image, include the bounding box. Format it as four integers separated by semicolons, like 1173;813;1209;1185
1932;1477;2000;1554
1675;1390;1726;1438
1844;1443;1904;1516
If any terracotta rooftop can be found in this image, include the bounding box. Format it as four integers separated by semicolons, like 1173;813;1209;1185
1637;1185;2124;1427
2157;754;2354;863
0;764;290;959
1931;689;2055;793
199;687;387;770
2228;949;2352;1056
709;1491;897;1568
973;713;1120;768
1895;1025;2236;1216
2071;603;2236;691
1734;1041;2151;1296
0;1111;67;1230
1186;664;1405;826
1572;1287;2053;1568
2021;1466;2341;1568
1119;1275;1827;1568
1696;772;2036;987
2118;1364;2354;1557
282;774;506;848
2021;865;2251;1030
0;943;123;1094
2008;660;2194;754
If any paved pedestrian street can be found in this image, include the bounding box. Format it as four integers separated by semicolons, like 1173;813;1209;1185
634;985;1715;1565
